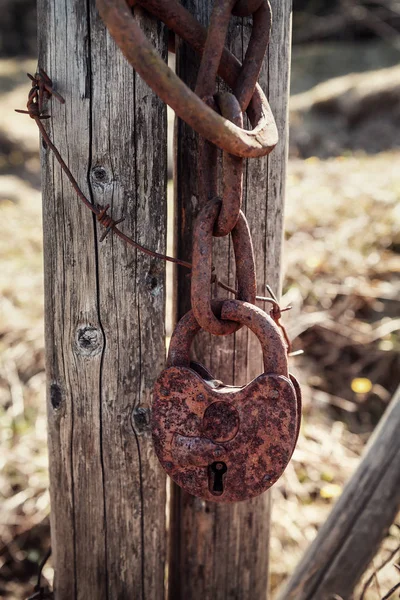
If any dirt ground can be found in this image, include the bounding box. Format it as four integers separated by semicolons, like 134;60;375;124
0;51;399;599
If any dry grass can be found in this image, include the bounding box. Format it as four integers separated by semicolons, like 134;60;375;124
0;61;399;599
0;186;50;596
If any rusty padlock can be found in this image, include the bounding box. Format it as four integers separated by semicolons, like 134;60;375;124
152;299;301;503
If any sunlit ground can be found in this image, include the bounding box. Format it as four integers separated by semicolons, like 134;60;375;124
0;57;399;599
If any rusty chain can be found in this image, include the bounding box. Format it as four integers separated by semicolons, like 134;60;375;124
97;0;278;157
16;0;297;353
147;0;279;339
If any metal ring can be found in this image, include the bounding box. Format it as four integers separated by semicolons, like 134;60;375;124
220;299;289;375
167;299;288;379
96;0;278;158
166;303;214;368
191;198;256;335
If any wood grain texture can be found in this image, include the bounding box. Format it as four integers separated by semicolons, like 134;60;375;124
277;385;400;600
38;1;167;598
171;1;292;598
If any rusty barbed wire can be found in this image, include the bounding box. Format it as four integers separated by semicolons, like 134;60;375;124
15;68;64;120
15;70;192;270
265;285;294;354
97;204;125;241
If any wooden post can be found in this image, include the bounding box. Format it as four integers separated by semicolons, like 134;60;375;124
277;385;400;600
38;1;167;598
171;1;292;598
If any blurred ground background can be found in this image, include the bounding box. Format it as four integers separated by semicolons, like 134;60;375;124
0;1;399;599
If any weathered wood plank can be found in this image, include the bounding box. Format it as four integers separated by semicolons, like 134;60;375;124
38;1;167;597
170;1;292;598
277;385;400;600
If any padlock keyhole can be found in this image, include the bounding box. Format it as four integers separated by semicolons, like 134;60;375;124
209;461;227;496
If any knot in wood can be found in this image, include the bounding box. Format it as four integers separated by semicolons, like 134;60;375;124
132;405;151;433
75;326;103;357
92;166;109;183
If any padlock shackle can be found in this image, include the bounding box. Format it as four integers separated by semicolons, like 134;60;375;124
167;299;288;377
167;308;202;369
221;300;288;376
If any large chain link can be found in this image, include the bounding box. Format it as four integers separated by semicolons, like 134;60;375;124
96;0;278;158
191;199;256;335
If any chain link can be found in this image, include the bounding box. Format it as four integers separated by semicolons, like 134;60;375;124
214;92;243;237
191;199;256;335
232;0;272;111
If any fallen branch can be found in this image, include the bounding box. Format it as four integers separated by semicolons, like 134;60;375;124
276;385;400;600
